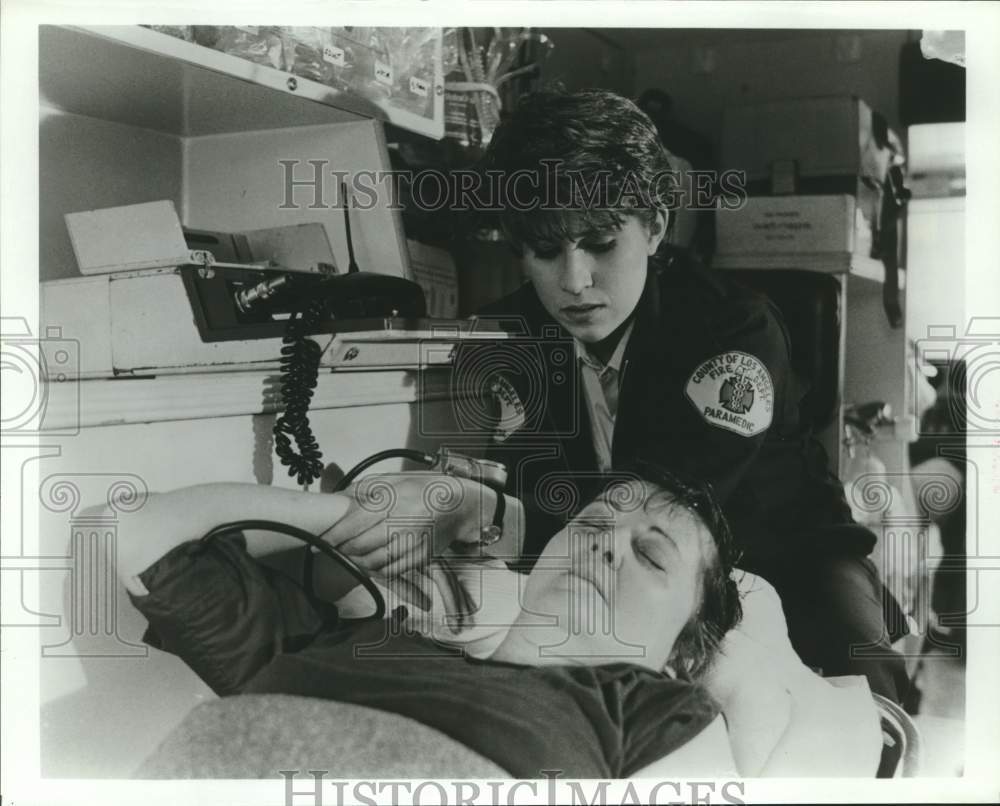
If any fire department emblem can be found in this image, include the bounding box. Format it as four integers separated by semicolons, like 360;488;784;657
720;374;755;414
685;351;774;437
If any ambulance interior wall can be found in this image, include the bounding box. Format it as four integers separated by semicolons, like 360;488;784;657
541;28;635;97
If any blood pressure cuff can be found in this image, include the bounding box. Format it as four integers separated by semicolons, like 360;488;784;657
129;533;337;696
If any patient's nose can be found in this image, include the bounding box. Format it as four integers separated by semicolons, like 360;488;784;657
570;518;621;573
592;543;615;567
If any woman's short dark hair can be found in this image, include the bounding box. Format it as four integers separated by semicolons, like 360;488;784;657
480;87;677;255
598;459;743;678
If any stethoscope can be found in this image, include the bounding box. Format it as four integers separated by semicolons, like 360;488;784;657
200;448;508;624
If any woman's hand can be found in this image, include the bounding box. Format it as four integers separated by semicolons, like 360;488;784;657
320;472;493;578
383;555;483;627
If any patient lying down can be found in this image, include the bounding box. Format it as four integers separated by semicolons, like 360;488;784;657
115;462;881;779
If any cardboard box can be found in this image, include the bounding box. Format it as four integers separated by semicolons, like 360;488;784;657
715;194;875;272
722;96;895;193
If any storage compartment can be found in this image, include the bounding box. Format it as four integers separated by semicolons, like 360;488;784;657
39;25;411;285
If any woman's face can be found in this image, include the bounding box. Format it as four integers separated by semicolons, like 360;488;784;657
511;480;710;671
520;212;667;344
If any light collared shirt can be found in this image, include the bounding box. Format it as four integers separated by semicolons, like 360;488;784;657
575;322;634;471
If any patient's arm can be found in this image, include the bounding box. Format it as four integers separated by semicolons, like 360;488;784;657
102;483;353;595
107;476;524;598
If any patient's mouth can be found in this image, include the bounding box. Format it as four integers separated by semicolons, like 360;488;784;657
568;568;608;606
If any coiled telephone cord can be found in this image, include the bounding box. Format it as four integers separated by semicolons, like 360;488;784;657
274;299;328;486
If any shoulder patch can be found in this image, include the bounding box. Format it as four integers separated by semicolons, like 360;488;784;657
684;351;774;437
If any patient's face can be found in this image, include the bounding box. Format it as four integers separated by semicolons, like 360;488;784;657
513;480;710;670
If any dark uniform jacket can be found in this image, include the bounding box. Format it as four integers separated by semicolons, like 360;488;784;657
461;251;868;562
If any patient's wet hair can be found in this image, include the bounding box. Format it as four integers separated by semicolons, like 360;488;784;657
478;87;677;256
601;459;743;678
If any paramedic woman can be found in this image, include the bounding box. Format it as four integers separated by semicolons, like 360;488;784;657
441;88;911;703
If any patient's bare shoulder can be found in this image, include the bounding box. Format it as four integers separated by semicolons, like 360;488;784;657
628;714;738;779
733;570;797;656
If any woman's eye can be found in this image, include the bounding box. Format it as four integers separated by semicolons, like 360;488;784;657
582;240;616;255
530;240;615;260
530;245;561;260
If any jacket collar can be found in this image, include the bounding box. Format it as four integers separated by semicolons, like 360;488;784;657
574;320;635;374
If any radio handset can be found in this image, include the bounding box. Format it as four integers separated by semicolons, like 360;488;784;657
235;270;426;319
260;271;426;486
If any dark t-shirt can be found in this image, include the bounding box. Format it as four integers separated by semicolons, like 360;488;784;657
131;534;719;778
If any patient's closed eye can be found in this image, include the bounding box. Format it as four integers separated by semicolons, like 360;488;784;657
635;544;665;571
634;532;675;573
